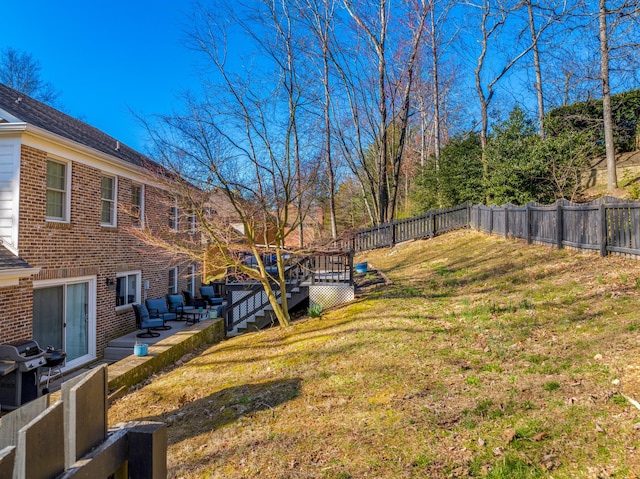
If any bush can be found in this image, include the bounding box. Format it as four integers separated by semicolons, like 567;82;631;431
308;303;323;318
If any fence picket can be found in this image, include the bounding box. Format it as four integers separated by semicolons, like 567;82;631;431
16;400;65;479
0;366;166;478
0;446;15;478
63;364;108;468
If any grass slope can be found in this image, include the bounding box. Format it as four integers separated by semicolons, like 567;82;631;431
108;230;640;478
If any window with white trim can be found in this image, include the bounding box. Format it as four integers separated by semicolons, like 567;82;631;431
188;264;196;295
46;159;70;221
189;211;196;234
169;202;178;231
131;184;144;227
168;267;178;295
116;271;141;307
101;175;117;226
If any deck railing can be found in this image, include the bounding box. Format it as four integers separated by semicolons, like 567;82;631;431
223;251;353;332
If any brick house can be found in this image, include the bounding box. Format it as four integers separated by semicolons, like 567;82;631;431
0;83;202;370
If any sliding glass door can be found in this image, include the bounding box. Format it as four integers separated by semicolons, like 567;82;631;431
33;277;96;368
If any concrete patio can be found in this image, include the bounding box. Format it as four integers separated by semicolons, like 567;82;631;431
45;316;226;399
104;317;203;361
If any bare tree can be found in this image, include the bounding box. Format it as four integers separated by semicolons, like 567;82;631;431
459;0;544;195
298;0;341;239
142;0;323;328
0;47;60;105
594;0;640;190
526;0;546;138
342;0;391;225
338;0;428;224
598;0;618;190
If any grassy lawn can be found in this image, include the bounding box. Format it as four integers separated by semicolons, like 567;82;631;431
108;230;640;478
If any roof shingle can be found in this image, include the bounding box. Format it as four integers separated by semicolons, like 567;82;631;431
0;82;151;168
0;244;32;271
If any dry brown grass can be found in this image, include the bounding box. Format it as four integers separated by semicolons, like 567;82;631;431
108;230;640;478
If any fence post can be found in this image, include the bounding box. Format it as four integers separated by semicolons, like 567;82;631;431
489;207;494;235
391;220;397;247
428;212;434;238
526;203;532;244
128;422;167;479
349;250;354;285
599;203;608;257
556;200;563;249
504;205;509;239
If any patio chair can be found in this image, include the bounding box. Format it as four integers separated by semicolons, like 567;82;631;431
145;297;178;321
182;290;207;309
167;293;196;319
132;303;171;338
199;285;224;307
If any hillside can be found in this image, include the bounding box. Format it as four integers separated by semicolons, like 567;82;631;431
583;150;640;199
108;230;640;478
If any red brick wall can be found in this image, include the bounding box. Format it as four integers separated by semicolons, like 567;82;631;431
6;144;203;358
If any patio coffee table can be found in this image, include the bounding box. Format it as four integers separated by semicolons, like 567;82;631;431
180;309;207;325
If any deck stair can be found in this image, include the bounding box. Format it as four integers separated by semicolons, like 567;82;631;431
224;252;353;336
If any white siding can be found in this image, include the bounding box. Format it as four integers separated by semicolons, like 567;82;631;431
0;138;20;249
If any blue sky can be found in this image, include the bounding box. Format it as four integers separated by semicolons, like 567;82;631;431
2;1;202;151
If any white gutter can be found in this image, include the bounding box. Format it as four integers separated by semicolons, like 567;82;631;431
0;266;41;287
0;121;151;180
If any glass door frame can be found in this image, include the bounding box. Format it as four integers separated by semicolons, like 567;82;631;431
33;275;97;370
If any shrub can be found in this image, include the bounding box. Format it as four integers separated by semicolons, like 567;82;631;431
308;303;323;318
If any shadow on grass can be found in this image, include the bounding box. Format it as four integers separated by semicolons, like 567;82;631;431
130;378;302;445
192;322;430;369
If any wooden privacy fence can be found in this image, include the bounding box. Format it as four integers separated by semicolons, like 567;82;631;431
340;196;640;259
0;365;166;479
338;204;470;252
470;196;640;257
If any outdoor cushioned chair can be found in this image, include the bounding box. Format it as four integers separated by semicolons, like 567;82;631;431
182;290;207;309
145;297;178;321
199;285;224;307
132;303;171;338
167;294;196;318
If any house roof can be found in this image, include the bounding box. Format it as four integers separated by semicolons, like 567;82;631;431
0;244;31;271
0;243;38;284
0;82;150;168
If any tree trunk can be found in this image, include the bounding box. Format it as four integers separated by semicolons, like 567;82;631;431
527;0;545;139
377;19;389;225
430;5;442;165
475;0;491;200
599;0;617;190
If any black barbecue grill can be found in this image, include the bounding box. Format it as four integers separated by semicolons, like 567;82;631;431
0;339;46;410
41;347;66;394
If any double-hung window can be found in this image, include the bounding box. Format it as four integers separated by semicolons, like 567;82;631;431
189;211;197;234
131;184;144;227
168;267;178;295
46;159;69;221
101;175;117;226
169;201;178;231
188;264;196;295
116;271;141;308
